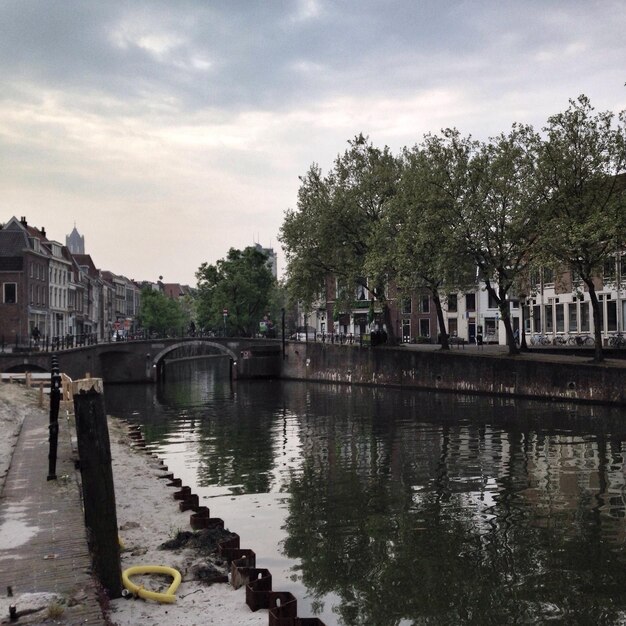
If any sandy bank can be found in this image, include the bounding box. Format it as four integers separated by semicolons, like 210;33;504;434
107;418;267;626
0;382;266;625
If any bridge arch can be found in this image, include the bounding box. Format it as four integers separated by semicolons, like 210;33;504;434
2;362;48;374
149;340;238;381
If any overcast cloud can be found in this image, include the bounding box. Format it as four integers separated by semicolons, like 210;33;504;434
1;0;625;284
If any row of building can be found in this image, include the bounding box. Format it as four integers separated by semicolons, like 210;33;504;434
0;216;191;346
304;256;626;346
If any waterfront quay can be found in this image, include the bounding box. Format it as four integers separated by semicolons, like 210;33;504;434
282;341;626;406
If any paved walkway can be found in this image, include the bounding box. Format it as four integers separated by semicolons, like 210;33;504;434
0;404;107;624
400;341;626;367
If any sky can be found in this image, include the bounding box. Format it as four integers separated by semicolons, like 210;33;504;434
1;1;625;286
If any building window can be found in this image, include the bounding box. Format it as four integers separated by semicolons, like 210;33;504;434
580;302;590;332
533;305;541;333
543;267;555;284
603;257;616;281
465;293;476;312
3;283;17;304
356;280;367;301
488;292;499;309
419;318;430;337
420;296;429;313
447;294;457;312
607;300;617;331
568;303;577;333
544;304;553;332
555;303;564;333
448;318;458;337
402;297;412;314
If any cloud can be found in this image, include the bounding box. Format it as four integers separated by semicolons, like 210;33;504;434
1;0;625;283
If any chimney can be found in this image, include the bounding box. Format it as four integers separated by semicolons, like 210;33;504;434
20;216;27;226
41;227;46;238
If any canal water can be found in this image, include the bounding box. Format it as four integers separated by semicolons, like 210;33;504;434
105;358;626;625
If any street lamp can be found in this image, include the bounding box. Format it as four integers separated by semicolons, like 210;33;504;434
223;308;228;337
520;295;529;351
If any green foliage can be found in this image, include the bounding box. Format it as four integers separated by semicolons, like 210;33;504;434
280;95;625;357
536;95;626;359
392;142;476;348
417;124;544;352
138;287;187;336
280;134;401;342
537;95;626;274
195;247;275;336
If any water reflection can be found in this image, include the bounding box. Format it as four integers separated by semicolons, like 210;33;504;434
105;360;626;625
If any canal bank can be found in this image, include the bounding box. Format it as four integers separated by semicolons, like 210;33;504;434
0;383;268;626
281;342;626;405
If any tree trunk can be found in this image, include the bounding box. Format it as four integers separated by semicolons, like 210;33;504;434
432;290;449;350
585;278;604;362
485;282;518;356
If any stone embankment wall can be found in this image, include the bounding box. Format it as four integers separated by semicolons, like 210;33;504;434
281;343;625;405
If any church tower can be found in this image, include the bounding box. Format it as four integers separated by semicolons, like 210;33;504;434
66;224;85;254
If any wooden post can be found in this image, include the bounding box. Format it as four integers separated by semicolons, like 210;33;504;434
73;378;123;599
39;383;44;408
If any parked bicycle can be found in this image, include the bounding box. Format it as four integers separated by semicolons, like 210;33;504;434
608;332;626;348
530;333;551;346
568;334;595;346
553;335;568;346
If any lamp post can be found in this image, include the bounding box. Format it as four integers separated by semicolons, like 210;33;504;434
223;308;228;337
520;295;529;351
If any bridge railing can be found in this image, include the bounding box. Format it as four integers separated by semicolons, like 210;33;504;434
0;329;259;355
287;331;368;346
1;333;100;354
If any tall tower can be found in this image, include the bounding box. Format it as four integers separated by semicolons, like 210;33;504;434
253;242;278;279
66;224;85;254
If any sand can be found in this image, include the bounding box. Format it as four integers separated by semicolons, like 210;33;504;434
0;382;267;625
107;419;267;626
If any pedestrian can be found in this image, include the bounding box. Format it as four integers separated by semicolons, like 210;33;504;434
514;328;520;346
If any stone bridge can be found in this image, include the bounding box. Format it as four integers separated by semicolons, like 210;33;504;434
0;337;282;383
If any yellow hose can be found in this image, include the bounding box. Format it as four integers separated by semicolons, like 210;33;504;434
122;565;182;603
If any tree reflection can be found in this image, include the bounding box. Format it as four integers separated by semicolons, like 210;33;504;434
106;376;626;625
282;392;626;625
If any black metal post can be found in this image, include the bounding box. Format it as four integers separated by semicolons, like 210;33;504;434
281;308;286;359
520;298;529;351
47;355;61;480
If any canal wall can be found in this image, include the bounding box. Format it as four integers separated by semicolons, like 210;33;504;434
281;343;626;405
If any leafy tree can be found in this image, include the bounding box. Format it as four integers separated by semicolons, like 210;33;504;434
281;163;333;309
281;134;401;344
536;95;626;361
392;145;476;349
263;280;291;337
138;287;187;336
421;125;543;355
195;247;275;336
